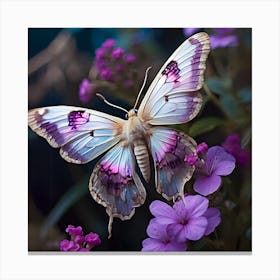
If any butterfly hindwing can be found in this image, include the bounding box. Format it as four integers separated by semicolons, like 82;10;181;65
138;32;210;125
28;106;125;164
89;141;146;237
148;127;197;200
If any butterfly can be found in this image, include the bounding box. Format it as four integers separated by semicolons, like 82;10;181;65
28;32;210;238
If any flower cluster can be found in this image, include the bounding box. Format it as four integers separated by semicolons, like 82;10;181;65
95;38;136;84
183;28;238;49
142;195;221;252
185;143;236;196
60;225;101;252
78;38;136;103
222;134;251;167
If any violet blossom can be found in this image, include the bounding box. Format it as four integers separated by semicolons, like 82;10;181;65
222;134;251;166
79;78;94;104
60;225;101;252
183;28;200;36
94;38;136;86
142;195;221;251
142;219;187;252
191;145;236;196
183;28;238;49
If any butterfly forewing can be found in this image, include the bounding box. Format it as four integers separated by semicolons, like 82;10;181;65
28;106;125;164
138;32;210;125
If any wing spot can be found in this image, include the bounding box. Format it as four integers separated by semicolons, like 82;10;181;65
68;110;90;130
162;60;180;82
165;96;169;102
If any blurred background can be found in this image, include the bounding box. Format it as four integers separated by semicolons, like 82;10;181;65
28;28;251;251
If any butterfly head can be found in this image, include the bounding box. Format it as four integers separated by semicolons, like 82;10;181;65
126;108;138;119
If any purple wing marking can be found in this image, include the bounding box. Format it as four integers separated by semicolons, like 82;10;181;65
68;110;90;129
89;142;146;237
162;60;180;83
149;128;197;199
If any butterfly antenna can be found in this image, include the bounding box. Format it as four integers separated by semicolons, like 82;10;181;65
133;66;152;110
96;93;128;114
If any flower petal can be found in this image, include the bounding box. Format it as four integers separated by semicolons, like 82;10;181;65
166;223;184;242
146;219;167;239
184;217;208;240
149;200;177;223
210;35;238;49
165;241;187;251
203;207;221;235
141;238;187;252
184;195;209;218
214;160;235;176
194;174;222;196
141;238;166;252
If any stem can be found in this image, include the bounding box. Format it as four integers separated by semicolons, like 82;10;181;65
203;83;234;124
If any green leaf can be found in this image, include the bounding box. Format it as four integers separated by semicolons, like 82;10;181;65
189;117;225;137
237;88;251;102
40;178;88;237
220;94;238;119
206;78;228;96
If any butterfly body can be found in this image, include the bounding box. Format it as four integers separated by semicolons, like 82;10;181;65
122;109;152;182
28;32;210;237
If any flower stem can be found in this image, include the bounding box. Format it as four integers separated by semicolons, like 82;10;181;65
203;83;234;124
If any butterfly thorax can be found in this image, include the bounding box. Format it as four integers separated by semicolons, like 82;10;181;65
122;109;151;182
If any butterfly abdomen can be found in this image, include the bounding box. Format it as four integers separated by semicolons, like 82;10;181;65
133;139;150;182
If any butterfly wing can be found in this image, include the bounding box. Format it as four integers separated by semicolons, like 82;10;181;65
138;32;210;125
28;105;125;164
148;127;197;200
89;141;146;237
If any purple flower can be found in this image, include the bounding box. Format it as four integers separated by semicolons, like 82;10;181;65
203;207;221;235
193;146;236;196
84;232;101;248
142;195;222;251
100;68;113;80
60;225;101;252
60;239;80;251
111;47;124;59
65;225;83;237
102;38;115;49
92;39;136;89
222;134;251;166
95;48;106;59
116;63;124;71
142;219;187;252
124;53;136;64
210;28;238;49
183;28;200;36
79;79;94;103
150;196;209;242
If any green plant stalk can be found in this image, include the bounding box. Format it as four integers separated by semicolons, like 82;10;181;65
203;83;234;124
